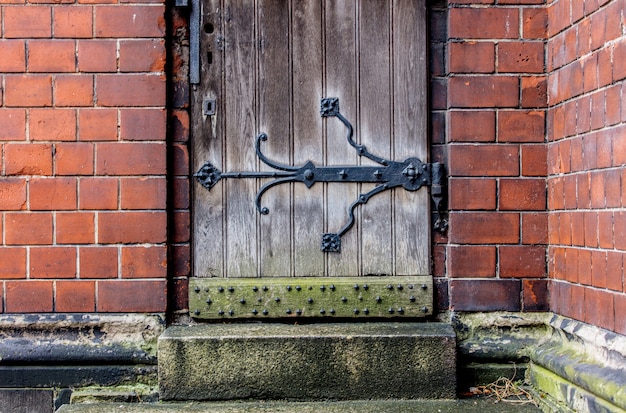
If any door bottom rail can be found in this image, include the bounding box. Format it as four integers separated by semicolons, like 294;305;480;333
189;276;432;320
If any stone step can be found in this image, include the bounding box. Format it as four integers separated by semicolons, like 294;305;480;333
56;399;543;413
158;322;456;401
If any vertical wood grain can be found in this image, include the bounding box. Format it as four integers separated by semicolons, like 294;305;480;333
224;0;258;277
393;0;430;275
325;0;359;276
258;0;292;277
292;0;325;276
192;0;224;277
359;0;393;275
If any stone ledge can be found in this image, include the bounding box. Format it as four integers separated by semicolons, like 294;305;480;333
158;322;456;401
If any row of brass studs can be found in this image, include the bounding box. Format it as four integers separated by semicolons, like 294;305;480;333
194;306;429;317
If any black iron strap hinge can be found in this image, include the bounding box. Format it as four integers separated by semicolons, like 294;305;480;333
195;98;447;253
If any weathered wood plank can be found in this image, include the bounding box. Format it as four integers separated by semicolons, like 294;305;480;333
393;0;430;275
325;0;359;276
224;0;258;277
359;0;393;275
258;0;292;277
193;0;224;277
292;0;325;276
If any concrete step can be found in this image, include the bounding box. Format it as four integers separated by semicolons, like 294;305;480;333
158;322;456;401
57;399;543;413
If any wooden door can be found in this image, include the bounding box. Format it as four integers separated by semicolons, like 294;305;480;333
192;0;429;282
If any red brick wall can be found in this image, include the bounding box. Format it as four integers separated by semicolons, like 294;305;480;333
433;0;550;313
546;0;626;334
0;0;168;312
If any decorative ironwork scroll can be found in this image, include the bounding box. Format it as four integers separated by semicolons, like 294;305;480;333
195;98;447;252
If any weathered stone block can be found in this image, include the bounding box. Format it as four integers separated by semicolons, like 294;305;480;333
158;323;456;401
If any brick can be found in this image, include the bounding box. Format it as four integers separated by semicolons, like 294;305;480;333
30;246;76;279
55;281;96;312
430;43;445;78
450;279;521;311
576;18;591;57
53;6;93;38
590;171;605;208
565;284;586;322
606;251;623;291
78;109;118;141
96;74;166;107
598;46;612;87
576;95;591;134
4;75;52;107
548;176;564;210
500;245;546;277
119;39;166;72
0;178;27;210
449;144;519;176
565;247;579;283
171;278;189;312
522;279;549;311
448;42;495;74
27;40;75;73
0;40;26;72
498;110;545;142
172;211;190;243
562;100;577;138
29;109;77;141
3;6;51;38
449;7;519;39
605;169;621;208
615;211;626;251
615;294;626;335
498;42;544;74
449;178;496;210
171;143;189;176
500;178;546;211
523;7;548;39
98;211;166;243
596;130;612;169
55;142;94;175
95;5;165;38
56;212;95;244
548;212;559;244
522;212;548;245
96;142;166;175
584;289;615;331
431;78;447;110
79;177;118;210
54;75;94;107
591;251;607;288
521;76;547;108
78;40;117;72
120;177;166;210
170;110;189;142
563;174;577;209
171;244;190;277
598;211;614;249
97;280;166;312
449;111;495;142
571;0;584;22
5;281;53;313
79;247;118;279
590;91;605;130
582;53;599;93
522;145;547;177
606;84;621;126
121;246;167;278
448;212;520;244
0;248;27;279
448;76;519;108
447;246;496;278
171;177;190;210
4;143;53;175
552;247;566;280
30;177;77;210
577;248;592;285
614;39;626;81
614;125;626;166
0;109;26;141
571;211;585;247
120;109;167;141
584;211;598;248
5;213;52;245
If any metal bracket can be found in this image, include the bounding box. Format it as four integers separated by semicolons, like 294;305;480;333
195;98;447;252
